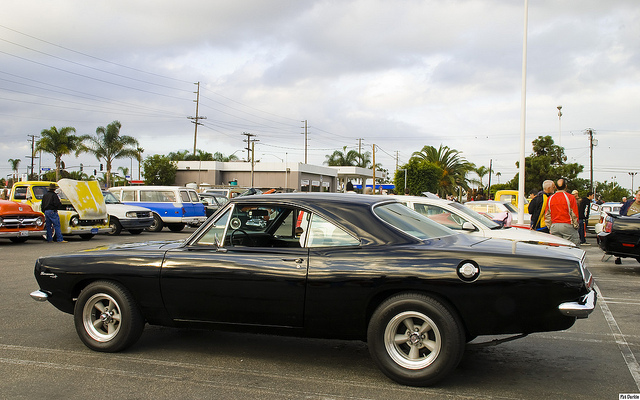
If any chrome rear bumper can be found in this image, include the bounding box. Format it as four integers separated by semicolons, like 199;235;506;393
558;289;597;319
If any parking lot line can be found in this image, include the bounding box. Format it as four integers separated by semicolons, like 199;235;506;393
596;284;640;390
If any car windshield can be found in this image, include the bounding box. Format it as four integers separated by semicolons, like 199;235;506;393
449;202;501;229
102;192;121;204
501;202;519;213
373;203;455;240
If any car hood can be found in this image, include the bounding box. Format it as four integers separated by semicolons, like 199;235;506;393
58;179;107;220
81;240;184;253
105;203;153;213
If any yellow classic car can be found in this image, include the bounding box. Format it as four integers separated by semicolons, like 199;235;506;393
9;179;110;240
494;190;530;214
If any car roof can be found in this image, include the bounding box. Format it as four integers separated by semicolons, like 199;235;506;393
227;193;415;245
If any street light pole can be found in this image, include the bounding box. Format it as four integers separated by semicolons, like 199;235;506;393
557;105;562;147
629;172;637;193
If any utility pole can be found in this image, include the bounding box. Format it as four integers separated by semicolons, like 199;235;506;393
372;144;376;194
188;82;207;156
585;128;597;191
487;159;492;199
301;120;308;164
629;172;637;193
27;134;38;179
242;132;258;163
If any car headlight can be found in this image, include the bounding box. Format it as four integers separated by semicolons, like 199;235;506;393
104;218;109;225
125;212;137;218
70;216;80;227
0;217;4;226
35;217;44;226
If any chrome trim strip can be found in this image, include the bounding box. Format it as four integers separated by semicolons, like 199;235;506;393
558;289;597;319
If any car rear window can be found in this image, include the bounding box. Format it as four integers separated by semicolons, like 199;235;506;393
373;202;454;240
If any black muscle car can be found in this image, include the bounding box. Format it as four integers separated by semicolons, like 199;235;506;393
30;193;596;386
597;213;640;263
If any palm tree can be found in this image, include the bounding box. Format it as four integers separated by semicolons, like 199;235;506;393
135;147;144;180
8;158;21;182
325;146;360;166
411;144;475;197
78;121;139;188
213;151;240;162
118;166;130;185
35;126;80;181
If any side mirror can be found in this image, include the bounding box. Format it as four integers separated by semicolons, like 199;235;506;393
462;222;477;231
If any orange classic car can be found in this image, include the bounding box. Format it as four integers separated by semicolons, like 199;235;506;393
0;199;45;243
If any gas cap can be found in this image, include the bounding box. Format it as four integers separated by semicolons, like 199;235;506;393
457;261;480;282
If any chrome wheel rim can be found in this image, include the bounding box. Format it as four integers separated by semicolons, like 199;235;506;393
384;311;441;369
82;293;122;342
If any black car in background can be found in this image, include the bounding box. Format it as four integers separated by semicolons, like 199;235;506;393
198;192;229;217
30;193;595;387
597;213;640;263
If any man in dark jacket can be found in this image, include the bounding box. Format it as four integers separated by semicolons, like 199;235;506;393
42;183;66;243
577;192;594;245
529;179;555;233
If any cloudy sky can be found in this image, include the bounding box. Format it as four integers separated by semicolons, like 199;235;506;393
1;0;639;190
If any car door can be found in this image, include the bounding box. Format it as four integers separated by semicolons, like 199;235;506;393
160;204;308;328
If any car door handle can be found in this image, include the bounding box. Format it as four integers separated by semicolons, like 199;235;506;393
282;258;304;267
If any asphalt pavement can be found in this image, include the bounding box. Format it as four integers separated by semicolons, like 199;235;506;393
1;230;638;399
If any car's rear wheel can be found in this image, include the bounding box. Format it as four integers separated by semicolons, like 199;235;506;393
74;281;144;352
167;223;185;232
147;214;163;232
108;218;122;235
367;293;465;387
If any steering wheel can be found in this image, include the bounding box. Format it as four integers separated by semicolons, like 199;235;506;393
230;229;254;246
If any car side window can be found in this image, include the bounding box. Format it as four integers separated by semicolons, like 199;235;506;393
188;191;200;202
180;191;190;202
304;213;360;248
121;191;135;201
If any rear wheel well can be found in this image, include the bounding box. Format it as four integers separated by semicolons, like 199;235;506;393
366;289;470;341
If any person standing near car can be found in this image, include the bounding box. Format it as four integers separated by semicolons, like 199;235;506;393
529;179;555;233
578;191;595;245
42;183;66;243
545;178;580;245
620;190;640;216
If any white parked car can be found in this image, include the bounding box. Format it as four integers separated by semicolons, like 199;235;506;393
102;191;154;235
593;202;623;234
397;196;576;247
464;200;531;227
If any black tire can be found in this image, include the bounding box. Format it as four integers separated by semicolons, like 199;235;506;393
108;217;122;235
128;229;143;235
147;214;163;232
367;293;465;387
9;237;28;243
74;280;144;352
79;234;94;240
167;223;185;232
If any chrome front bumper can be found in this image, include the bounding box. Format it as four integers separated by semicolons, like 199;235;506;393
30;290;49;302
558;289;597;319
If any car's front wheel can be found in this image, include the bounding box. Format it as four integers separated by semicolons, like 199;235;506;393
74;281;144;352
367;293;465;387
108;217;122;235
147;214;163;232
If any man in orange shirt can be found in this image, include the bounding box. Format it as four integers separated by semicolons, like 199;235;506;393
545;178;580;245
